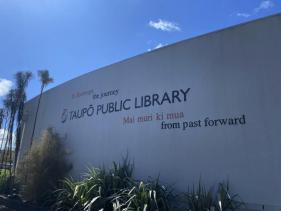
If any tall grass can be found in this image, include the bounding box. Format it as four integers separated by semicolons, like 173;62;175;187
16;128;71;204
185;181;244;211
215;182;244;211
185;181;213;211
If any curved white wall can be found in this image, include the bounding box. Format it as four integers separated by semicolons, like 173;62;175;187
19;14;281;208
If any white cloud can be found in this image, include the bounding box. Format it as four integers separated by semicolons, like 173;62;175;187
147;43;166;52
254;0;274;12
235;0;274;18
0;78;13;97
154;43;165;49
149;19;181;32
0;129;15;149
0;129;6;141
236;13;251;18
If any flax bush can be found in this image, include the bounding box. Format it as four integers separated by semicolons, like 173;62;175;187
52;158;245;211
111;178;172;211
53;158;173;211
185;181;244;211
53;158;135;211
16;128;71;204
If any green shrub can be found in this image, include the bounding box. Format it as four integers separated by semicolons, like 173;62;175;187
215;182;244;211
185;181;244;211
53;158;134;211
52;157;245;211
0;170;11;194
111;178;172;211
53;159;173;211
16;128;71;204
185;181;213;211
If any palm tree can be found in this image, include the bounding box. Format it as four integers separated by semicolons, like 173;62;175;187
1;89;17;177
14;71;32;166
30;70;53;147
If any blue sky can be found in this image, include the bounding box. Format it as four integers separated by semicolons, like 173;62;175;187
0;0;280;104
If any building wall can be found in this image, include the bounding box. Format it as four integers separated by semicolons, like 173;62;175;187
19;14;281;207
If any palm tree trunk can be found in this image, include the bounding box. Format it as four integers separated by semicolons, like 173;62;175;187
0;113;13;174
14;102;24;168
30;85;44;147
8;116;14;178
0;112;3;129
